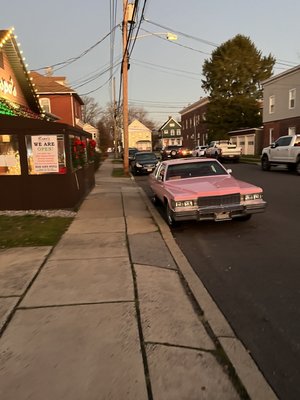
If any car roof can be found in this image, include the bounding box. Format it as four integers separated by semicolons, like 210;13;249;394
161;157;217;166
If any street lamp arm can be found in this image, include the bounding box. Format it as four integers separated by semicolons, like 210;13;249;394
129;32;177;41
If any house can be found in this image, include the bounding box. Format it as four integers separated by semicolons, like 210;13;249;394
179;98;209;149
158;116;182;149
228;128;263;156
262;65;300;147
30;71;85;129
0;28;94;210
128;119;152;150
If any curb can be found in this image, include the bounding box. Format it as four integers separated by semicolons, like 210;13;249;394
138;187;278;400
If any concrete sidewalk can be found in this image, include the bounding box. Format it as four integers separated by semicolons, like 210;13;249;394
0;157;277;400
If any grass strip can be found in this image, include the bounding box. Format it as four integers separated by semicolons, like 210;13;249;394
0;215;73;248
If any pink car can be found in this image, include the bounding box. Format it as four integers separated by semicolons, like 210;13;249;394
149;158;267;226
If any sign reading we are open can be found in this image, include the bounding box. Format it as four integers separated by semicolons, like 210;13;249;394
31;135;59;173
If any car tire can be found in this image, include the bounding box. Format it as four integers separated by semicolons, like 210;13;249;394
170;150;177;157
261;155;271;171
151;194;159;205
165;201;177;227
296;159;300;175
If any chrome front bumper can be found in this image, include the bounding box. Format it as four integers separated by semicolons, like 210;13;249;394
172;201;267;222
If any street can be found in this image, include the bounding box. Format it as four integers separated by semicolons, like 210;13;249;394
135;162;300;400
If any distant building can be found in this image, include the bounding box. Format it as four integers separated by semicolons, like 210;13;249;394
262;65;300;147
179;98;209;149
158;116;182;148
128;119;152;150
83;123;100;149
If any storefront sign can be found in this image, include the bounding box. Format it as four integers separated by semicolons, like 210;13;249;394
0;76;17;97
31;135;59;173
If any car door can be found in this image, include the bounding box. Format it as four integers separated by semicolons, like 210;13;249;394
150;163;166;201
271;136;293;162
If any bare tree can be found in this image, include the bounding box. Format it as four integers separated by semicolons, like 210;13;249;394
82;96;103;126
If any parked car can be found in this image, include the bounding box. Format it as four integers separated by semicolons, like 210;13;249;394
130;151;159;175
205;140;242;162
161;145;192;160
192;145;207;157
261;134;300;174
149;158;266;226
121;147;139;161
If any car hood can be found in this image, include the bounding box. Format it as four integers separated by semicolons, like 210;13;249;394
164;175;261;198
136;159;157;165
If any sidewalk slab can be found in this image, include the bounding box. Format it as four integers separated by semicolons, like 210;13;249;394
128;232;177;269
123;191;151;218
0;247;51;296
76;193;123;219
50;232;127;260
21;257;134;307
126;216;158;234
146;343;239;400
0;298;19;330
0;304;148;400
135;265;214;349
67;217;125;234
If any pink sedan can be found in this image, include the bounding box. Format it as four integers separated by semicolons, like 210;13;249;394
149;158;267;226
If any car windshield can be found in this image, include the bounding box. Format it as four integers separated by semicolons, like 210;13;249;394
135;153;156;161
166;161;228;180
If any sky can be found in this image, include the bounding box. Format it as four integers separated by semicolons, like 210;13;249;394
1;0;300;127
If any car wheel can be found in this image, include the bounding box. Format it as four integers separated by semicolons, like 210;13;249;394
170;150;177;157
151;194;159;205
165;201;176;227
261;155;271;171
296;159;300;175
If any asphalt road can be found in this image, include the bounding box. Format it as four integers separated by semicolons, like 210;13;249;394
135;162;300;400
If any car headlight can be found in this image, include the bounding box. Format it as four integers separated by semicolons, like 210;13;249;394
171;199;197;207
136;162;142;167
241;193;263;201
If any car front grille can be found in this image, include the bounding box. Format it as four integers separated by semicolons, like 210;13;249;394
197;193;240;207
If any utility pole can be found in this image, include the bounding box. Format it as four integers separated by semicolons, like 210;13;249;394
122;0;129;175
112;77;118;159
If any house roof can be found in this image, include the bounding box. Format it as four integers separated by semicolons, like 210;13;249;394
30;71;84;105
128;119;151;131
158;116;181;131
262;64;300;86
0;29;43;116
179;97;209;115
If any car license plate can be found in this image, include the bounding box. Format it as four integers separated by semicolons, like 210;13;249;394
147;168;152;172
215;212;230;221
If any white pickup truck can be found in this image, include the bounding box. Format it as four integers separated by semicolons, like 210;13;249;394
205;140;242;162
261;134;300;174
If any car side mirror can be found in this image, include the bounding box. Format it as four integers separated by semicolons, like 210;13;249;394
270;142;277;148
226;169;232;174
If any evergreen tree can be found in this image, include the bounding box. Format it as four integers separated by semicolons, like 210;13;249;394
201;34;275;140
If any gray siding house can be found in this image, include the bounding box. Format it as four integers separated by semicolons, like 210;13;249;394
263;65;300;147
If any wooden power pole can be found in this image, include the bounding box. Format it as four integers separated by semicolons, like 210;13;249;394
122;0;129;175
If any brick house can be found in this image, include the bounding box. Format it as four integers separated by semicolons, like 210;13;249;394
262;65;300;147
30;71;85;129
158;116;182;148
179;97;209;149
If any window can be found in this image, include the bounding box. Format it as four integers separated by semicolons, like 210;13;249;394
164;129;168;134
276;136;292;146
176;129;181;135
202;112;206;121
269;128;274;144
269;96;275;114
170;129;175;136
289;89;296;109
288;126;296;136
26;134;66;175
0;135;21;175
170;123;175;127
39;98;51;113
